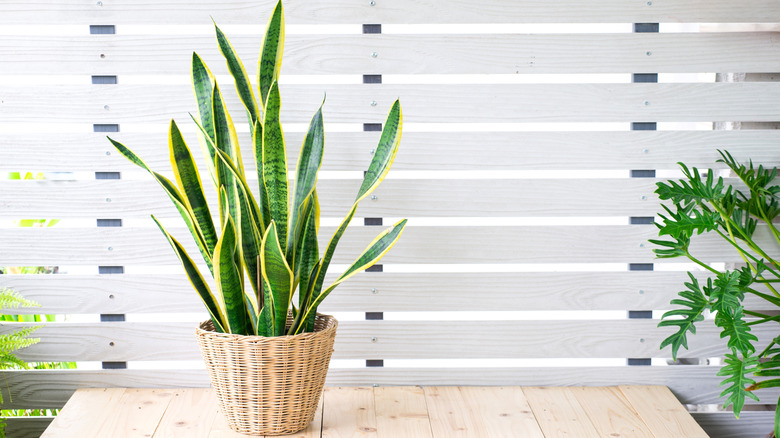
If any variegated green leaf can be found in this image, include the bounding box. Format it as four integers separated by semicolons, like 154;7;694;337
258;277;275;337
213;83;243;227
191;53;217;186
168;119;217;255
214;216;250;335
298;219;407;333
109;137;213;272
288;101;324;262
261;221;294;336
214;22;259;127
258;0;284;108
214;147;264;305
356;99;402;202
262;81;289;251
150;216;225;333
252;119;272;231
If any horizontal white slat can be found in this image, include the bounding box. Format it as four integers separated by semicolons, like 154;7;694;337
2;320;774;362
3;225;776;265
2;0;778;24
693;412;774;438
0;178;663;218
0;366;772;409
1;417;53;438
1;272;773;315
3;131;780;172
0;225;674;265
3;83;780;124
4;33;778;75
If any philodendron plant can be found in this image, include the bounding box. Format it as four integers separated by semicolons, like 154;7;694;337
651;150;780;435
108;0;406;337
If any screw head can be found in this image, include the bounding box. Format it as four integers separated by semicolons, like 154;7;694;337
640;195;647;200
640;338;645;343
97;1;103;5
104;105;110;110
370;100;377;106
369;149;375;155
639;243;645;248
371;337;378;342
646;51;652;56
647;1;652;5
105;198;111;202
370;195;378;201
644;101;650;106
100;54;106;59
371;288;378;294
639;289;645;295
105;151;111;156
107;246;113;251
642;149;649;154
369;0;376;5
109;294;115;299
371;52;378;58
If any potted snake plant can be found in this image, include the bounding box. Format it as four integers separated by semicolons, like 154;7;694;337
108;1;406;434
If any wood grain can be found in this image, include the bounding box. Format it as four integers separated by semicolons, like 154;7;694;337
522;387;600;437
373;386;432;438
3;131;779;172
457;387;544;438
3;33;778;75
4;320;773;363
0;177;664;218
4;83;780;124
92;388;176;437
40;387;125;437
423;386;488;437
2;0;778;24
619;385;709;438
153;388;218;438
321;387;378;438
570;386;655;437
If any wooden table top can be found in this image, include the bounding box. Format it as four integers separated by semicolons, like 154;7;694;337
41;385;709;437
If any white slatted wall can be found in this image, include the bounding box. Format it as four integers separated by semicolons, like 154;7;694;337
2;1;779;436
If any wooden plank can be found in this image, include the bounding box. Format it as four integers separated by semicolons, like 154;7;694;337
4;83;780;124
5;367;775;410
692;411;774;438
522;387;600;437
2;417;54;438
40;387;126;437
5;320;774;362
4;131;780;172
2;272;773;316
4;33;779;75
0;178;664;218
619;385;709;438
153;388;218;438
207;406;245;438
373;386;432;438
457;387;544;438
92;388;176;437
321;386;377;438
570;386;655;437
423;386;488;437
2;0;778;24
3;224;778;266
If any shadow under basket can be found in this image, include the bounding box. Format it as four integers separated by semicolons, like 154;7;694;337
196;314;338;435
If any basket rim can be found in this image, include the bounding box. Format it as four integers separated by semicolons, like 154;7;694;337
196;313;337;340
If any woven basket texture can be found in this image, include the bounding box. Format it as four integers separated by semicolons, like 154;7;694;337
196;314;338;435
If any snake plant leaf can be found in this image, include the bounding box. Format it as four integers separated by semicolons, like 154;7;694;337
252;119;272;231
290;259;321;335
258;0;284;109
356;99;402;203
168;119;218;256
213;83;244;228
109;137;213;272
262;81;289;252
258;277;275;337
191;52;218;186
298;219;407;333
288;101;325;263
293;192;320;291
150;216;225;333
261;221;294;336
214;216;250;335
214;147;264;302
214;22;259;127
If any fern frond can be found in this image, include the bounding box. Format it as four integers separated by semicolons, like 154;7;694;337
0;288;40;311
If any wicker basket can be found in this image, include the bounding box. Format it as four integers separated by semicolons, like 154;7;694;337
195;314;338;435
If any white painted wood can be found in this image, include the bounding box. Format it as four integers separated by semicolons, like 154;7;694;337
0;178;663;217
2;417;54;438
0;272;773;315
4;83;780;124
2;320;774;362
2;0;777;24
692;412;775;438
2;224;777;265
4;131;779;172
4;33;778;75
3;367;776;409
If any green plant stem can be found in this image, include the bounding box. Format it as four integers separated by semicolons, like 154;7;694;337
684;251;721;275
713;228;780;299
